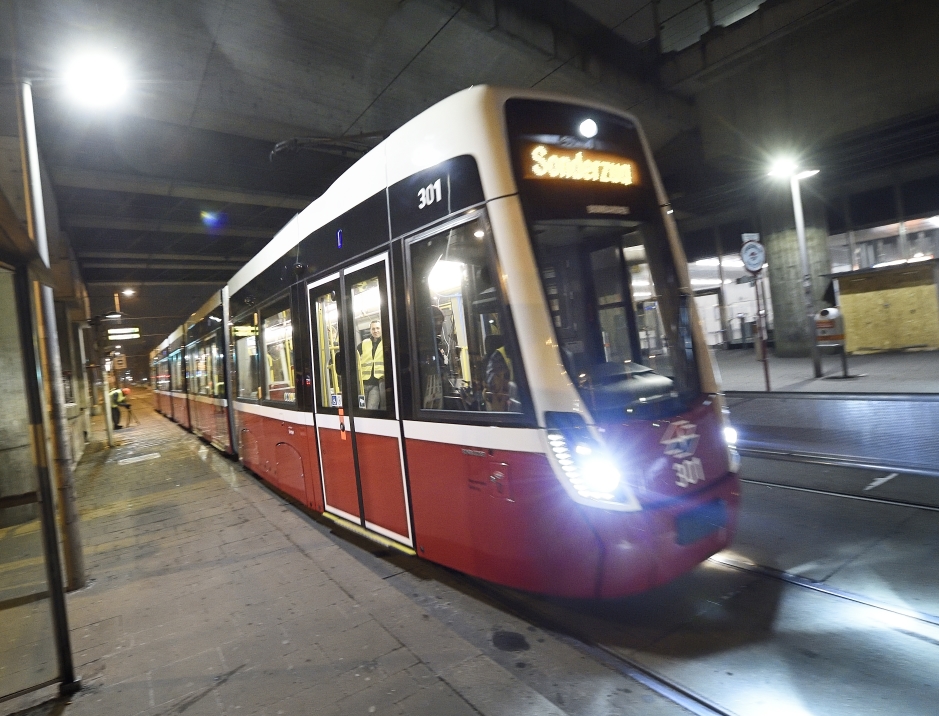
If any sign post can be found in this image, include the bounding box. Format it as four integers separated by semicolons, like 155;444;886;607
740;239;771;392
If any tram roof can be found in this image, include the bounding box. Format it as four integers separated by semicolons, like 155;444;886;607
227;85;645;296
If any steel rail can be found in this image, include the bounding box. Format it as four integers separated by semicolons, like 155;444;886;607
725;390;939;403
708;554;939;629
738;447;939;479
741;477;939;512
461;577;739;716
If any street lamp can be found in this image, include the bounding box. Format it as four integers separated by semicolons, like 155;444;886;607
15;48;130;606
769;158;822;378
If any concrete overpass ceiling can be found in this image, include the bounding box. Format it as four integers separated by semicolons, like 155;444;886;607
4;0;698;370
7;0;936;375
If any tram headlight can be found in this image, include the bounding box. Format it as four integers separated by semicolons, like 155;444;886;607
546;413;623;503
718;406;741;473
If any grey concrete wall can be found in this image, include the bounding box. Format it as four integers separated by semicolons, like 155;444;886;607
0;270;39;527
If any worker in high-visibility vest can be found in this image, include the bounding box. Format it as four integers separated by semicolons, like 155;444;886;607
357;320;385;410
485;334;516;412
110;387;131;429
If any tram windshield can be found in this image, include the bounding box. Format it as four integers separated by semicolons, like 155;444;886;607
505;98;700;419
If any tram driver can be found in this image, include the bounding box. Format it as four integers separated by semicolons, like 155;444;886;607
357;320;386;410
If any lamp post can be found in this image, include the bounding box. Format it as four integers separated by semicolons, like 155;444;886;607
15;51;128;593
769;159;822;378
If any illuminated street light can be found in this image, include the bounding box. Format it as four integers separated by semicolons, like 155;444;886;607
63;52;128;108
122;288;135;296
769;158;822;378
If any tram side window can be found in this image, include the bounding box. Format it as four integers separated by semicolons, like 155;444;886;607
211;335;225;398
262;306;296;403
188;343;205;395
409;218;524;414
170;352;183;392
313;290;343;409
233;315;260;399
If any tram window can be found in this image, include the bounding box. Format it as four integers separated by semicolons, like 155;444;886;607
189;342;207;395
211;336;225;398
233;315;260;399
409;218;524;414
262;307;296;403
313;290;343;410
531;221;699;417
158;359;169;391
349;275;390;414
170;352;183;391
191;336;220;396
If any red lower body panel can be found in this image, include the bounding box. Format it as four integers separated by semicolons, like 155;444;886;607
356;433;409;539
170;393;190;428
235;409;319;509
405;440;602;597
406;437;740;599
318;427;359;517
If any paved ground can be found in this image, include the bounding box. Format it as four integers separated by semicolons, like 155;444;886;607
713;346;939;393
2;395;685;716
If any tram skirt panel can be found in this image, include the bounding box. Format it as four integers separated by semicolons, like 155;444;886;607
405;439;604;598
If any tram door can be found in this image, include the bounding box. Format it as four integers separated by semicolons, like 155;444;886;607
309;254;413;547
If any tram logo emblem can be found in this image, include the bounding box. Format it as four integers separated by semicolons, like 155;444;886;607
661;420;699;459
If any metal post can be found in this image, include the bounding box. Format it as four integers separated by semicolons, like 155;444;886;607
754;272;771;391
13;269;80;696
790;175;823;378
17;79;86;589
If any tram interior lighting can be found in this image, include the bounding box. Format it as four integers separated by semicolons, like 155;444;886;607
65;52;128;108
352;286;381;313
578;118;598;138
428;259;464;295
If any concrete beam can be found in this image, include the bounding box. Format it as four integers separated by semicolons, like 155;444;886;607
85;280;225;286
68;215;275;239
77;252;252;263
51;168;310;210
82;261;240;271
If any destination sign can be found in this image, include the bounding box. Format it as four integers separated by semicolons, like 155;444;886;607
525;145;637;187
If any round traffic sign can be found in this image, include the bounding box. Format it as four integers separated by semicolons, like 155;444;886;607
741;240;766;274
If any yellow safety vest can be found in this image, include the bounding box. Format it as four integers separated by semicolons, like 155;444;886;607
357;338;384;392
496;345;513;381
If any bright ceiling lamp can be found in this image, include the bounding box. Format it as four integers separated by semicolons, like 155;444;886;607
427;259;463;295
64;52;128;108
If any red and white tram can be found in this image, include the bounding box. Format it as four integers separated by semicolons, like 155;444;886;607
151;86;740;598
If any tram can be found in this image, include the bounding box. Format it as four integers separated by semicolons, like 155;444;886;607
151;86;741;598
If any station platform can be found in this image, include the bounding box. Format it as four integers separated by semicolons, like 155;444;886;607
7;393;685;716
713;346;939;393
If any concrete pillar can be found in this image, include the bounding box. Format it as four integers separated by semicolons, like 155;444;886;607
760;184;832;357
0;270;38;528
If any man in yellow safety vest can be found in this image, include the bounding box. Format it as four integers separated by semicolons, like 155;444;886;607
357;320;385;410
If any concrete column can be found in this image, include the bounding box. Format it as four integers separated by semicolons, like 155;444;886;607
0;270;38;528
760;184;832;357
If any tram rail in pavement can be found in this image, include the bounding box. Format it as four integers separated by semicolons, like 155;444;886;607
725;391;939;478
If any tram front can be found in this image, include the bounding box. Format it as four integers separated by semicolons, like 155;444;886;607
503;97;741;597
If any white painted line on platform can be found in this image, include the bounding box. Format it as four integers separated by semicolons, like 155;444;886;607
864;473;898;491
118;453;161;465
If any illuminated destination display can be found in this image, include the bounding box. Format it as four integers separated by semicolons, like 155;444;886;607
526;145;637;187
